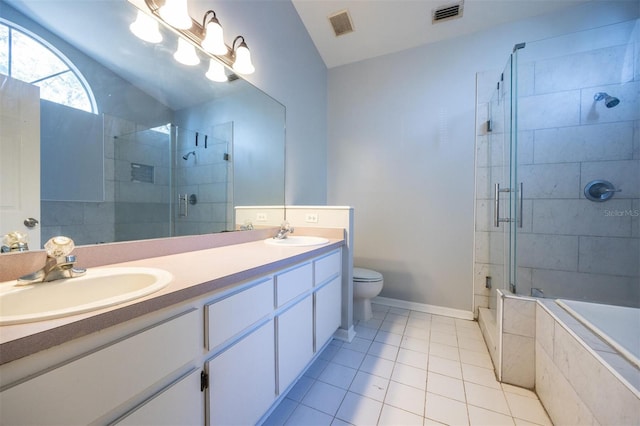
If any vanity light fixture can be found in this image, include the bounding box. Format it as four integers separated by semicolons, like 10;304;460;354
129;10;162;43
174;38;200;66
131;0;256;76
231;36;255;75
158;0;192;30
206;59;228;82
201;10;227;55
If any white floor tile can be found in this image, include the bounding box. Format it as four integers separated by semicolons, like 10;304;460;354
468;405;515;426
401;335;430;353
360;354;395;379
354;325;378;340
407;317;431;330
336;392;383;426
428;355;463;379
332;347;366;370
384;381;426;416
504;392;552;426
378;404;424;426
263;397;297;426
430;330;458;347
285;404;334;426
374;330;403;347
429;342;461;361
465;382;511;415
268;308;553;426
342;337;373;354
427;372;466;402
302;381;348;416
367;341;399;361
459;348;493;369
287;375;315;402
404;325;429;339
349;371;389;402
396;348;428;370
319;362;358;389
391;363;428;390
425;392;470;426
305;358;330;379
358;318;383;330
461;363;502;389
380;321;406;335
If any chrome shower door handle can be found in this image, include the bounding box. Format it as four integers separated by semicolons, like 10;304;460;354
518;182;524;228
494;183;512;227
494;183;500;227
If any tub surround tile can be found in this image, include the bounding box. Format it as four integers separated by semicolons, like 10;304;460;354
503;298;536;337
517;233;579;271
578;236;640;277
501;333;535;389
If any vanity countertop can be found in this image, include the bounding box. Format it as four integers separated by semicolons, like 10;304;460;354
0;232;344;365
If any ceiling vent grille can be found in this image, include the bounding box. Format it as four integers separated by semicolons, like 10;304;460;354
328;9;354;37
432;1;464;23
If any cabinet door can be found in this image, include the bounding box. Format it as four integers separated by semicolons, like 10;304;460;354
0;309;199;426
315;277;342;351
115;368;203;426
206;320;275;426
277;296;313;394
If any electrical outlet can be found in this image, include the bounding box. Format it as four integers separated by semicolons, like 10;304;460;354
256;213;267;222
305;213;319;223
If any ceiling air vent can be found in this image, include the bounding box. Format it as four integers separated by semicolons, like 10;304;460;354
328;9;354;37
432;1;464;23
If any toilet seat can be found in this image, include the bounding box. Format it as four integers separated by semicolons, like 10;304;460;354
353;267;383;282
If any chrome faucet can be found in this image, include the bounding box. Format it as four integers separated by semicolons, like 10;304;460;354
16;236;86;285
274;221;294;239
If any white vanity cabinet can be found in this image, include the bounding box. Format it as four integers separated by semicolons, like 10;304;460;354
0;246;343;426
0;309;201;425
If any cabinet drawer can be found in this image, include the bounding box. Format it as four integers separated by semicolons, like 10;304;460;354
276;262;312;307
314;250;341;286
206;278;273;350
0;309;199;426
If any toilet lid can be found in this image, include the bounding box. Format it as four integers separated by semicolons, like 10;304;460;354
353;267;383;282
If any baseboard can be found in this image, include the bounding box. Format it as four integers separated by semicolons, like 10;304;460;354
333;325;356;342
373;296;474;321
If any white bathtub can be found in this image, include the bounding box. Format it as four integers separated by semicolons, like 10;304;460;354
557;299;640;369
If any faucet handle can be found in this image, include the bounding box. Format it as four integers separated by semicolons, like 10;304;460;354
44;236;75;258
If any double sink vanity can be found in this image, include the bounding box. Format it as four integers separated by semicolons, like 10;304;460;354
0;228;345;425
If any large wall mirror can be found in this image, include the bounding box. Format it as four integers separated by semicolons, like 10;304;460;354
0;0;285;250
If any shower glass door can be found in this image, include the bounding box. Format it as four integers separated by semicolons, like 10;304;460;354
511;19;640;307
483;55;515;310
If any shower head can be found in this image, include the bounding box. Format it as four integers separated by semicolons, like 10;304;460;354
594;92;620;108
182;151;196;160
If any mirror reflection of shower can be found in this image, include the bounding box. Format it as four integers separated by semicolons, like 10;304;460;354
594;92;620;108
182;150;196;160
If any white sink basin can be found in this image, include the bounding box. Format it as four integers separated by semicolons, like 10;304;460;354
0;267;173;325
264;236;329;247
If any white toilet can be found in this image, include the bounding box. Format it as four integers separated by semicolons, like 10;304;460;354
353;267;384;321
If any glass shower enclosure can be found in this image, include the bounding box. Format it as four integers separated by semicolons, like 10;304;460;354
113;122;233;242
476;18;639;313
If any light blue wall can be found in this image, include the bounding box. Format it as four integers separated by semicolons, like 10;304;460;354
327;1;639;312
209;0;328;205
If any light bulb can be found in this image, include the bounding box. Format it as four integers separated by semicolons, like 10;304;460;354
206;59;228;82
159;0;192;30
201;20;227;55
232;41;255;75
173;38;200;66
129;10;162;43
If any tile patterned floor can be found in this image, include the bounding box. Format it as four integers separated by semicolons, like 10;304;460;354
264;304;553;426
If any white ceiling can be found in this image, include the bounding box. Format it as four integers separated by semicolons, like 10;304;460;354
291;0;591;68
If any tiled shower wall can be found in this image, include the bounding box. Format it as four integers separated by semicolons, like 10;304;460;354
514;21;639;306
474;20;640;312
